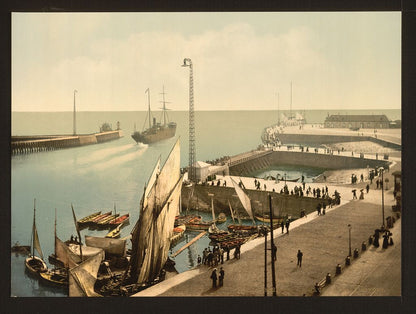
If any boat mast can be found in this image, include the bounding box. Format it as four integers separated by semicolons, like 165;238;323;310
31;198;36;257
290;82;292;120
146;88;151;129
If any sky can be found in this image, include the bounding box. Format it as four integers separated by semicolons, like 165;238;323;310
12;12;401;112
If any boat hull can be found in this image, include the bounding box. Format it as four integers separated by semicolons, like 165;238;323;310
39;270;68;286
254;215;284;224
131;123;176;144
25;256;47;274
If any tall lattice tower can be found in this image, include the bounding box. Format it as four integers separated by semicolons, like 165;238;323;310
182;58;196;182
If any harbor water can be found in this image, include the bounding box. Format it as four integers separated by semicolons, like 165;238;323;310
11;109;400;297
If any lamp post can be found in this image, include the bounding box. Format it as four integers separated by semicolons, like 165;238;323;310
348;224;352;257
380;167;385;230
284;173;287;185
73;89;77;135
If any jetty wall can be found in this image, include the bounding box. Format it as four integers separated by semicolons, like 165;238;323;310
229;150;390;176
181;184;325;219
277;133;401;150
11;130;123;155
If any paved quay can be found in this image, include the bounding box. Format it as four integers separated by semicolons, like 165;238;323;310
134;163;400;297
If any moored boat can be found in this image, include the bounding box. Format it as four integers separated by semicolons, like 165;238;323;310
254;214;284;224
39;268;68;286
186;221;212;231
170;224;186;245
227;224;258;233
90;211;112;224
106;213;130;227
96;214;120;226
77;211;101;226
25;199;48;275
105;223;124;239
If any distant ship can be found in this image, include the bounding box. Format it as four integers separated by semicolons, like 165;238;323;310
131;87;176;144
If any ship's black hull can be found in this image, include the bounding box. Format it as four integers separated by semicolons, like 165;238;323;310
131;123;176;144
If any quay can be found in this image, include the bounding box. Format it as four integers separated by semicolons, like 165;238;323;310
11;130;123;155
134;160;401;297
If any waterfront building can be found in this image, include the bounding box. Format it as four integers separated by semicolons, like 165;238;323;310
324;114;390;129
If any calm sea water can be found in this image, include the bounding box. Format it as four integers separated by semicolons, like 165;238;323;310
11;109;400;297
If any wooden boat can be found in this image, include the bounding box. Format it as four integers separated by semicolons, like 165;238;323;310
90;211;112;224
216;212;227;224
227;224;258;233
105;223;123;238
186;221;212;230
170;224;186;245
175;215;202;227
106;213;130;227
77;211;101;226
96;214;120;226
254;214;284;224
39;268;68;286
25;199;47;275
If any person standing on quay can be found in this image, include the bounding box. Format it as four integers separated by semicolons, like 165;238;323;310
210;268;218;288
285;220;290;235
297;249;303;267
281;221;284;233
219;267;225;287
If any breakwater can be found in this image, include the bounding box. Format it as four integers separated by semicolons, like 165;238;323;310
181;184;325;220
11;130;123;154
276;133;401;150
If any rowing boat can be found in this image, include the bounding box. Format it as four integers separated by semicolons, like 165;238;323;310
96;214;120;226
39;268;68;286
106;213;130;227
105;223;123;238
90;211;112;224
77;211;101;225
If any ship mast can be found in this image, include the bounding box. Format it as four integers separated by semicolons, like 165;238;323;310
146;88;151;129
160;85;170;127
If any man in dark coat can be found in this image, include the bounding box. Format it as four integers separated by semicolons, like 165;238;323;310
210;268;217;288
272;244;277;261
219;267;225;287
297;249;303;267
281;221;284;233
285;220;290;234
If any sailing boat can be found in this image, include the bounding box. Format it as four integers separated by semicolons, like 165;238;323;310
131;87;177;144
126;138;184;286
208;195;227;235
228;178;258;233
25;199;47;275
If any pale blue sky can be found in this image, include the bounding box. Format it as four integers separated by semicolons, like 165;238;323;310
12;12;401;111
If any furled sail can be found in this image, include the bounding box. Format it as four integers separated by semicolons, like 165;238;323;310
230;177;255;223
129;138;183;284
68;251;105;297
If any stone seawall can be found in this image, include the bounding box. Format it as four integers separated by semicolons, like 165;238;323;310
11;130;123;154
277;133;401;150
181;184;325;219
229;150;390;176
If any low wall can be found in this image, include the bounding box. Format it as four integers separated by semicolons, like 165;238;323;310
277;133;401;150
181;184;325;219
79;134;97;145
229;150;390;176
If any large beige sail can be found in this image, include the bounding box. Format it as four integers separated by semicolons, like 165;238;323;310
68;251;105;297
143;157;161;209
130;138;182;284
137;175;183;284
230;177;255;223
